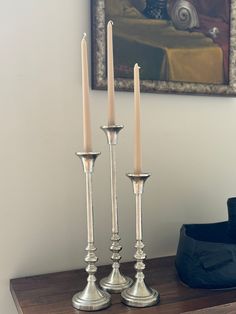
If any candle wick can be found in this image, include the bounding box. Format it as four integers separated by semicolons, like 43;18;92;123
108;20;114;26
83;33;87;40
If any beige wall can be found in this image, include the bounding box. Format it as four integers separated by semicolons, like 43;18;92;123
1;1;236;313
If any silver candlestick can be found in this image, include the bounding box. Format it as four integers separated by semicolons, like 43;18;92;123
100;125;133;293
121;173;160;307
72;152;111;311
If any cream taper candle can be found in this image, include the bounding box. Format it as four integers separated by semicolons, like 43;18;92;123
107;21;116;126
81;33;92;152
134;63;142;174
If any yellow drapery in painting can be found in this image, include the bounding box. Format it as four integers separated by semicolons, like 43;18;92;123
105;0;224;84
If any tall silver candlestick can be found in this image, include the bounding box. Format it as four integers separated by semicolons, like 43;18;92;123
121;173;160;307
100;125;133;293
72;152;111;311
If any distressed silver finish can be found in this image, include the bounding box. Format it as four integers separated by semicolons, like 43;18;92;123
91;0;236;96
100;126;133;293
168;0;199;30
72;152;111;311
121;173;160;308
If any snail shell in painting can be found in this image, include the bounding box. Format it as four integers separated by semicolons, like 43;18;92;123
168;0;199;30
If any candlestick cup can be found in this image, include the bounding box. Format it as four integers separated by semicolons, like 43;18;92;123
72;152;111;311
100;126;133;293
121;173;160;307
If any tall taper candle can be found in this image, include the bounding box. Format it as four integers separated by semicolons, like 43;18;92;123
134;64;142;174
81;33;92;152
107;21;116;126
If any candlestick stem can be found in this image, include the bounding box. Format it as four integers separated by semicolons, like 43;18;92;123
136;192;142;241
110;143;118;233
85;171;94;243
121;173;160;308
72;152;111;311
100;126;133;293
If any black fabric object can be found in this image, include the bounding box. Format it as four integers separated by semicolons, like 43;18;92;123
175;197;236;289
228;197;236;239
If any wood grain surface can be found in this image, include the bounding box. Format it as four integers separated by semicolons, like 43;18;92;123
10;256;236;313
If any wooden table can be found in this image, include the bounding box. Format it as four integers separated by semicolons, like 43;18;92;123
10;256;236;314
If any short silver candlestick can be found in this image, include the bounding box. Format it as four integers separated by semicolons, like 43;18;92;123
72;152;111;311
100;125;133;293
121;173;160;308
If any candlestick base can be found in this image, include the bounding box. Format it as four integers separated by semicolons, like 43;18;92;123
121;281;160;308
100;268;133;293
72;285;111;311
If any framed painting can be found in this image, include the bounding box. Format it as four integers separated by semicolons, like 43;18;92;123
91;0;236;96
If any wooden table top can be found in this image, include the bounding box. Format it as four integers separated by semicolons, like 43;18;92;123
10;256;236;314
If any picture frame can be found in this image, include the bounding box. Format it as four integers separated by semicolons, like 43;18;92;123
91;0;236;96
